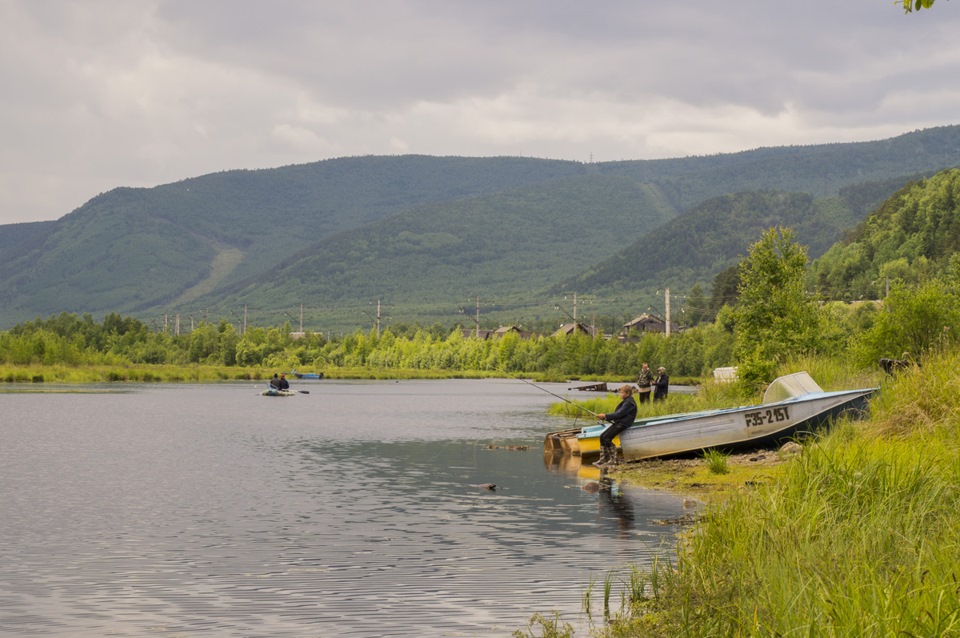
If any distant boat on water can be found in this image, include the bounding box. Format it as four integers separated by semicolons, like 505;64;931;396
290;370;324;379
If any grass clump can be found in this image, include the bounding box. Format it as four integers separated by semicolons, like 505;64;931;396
702;448;730;475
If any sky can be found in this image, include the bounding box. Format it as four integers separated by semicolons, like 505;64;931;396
1;0;959;226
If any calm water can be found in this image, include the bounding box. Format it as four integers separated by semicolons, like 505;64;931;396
0;379;685;637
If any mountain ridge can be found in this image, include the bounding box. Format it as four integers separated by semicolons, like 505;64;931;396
1;126;960;331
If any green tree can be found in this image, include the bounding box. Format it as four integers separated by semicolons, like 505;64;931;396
733;227;818;390
708;264;740;319
855;280;960;365
902;0;937;11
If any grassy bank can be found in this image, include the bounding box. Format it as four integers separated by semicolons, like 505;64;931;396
0;363;269;384
0;363;536;385
565;353;960;637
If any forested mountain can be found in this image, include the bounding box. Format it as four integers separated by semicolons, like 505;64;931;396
559;173;929;300
190;174;676;319
600;125;960;209
810;168;960;300
0;125;959;332
0;156;587;322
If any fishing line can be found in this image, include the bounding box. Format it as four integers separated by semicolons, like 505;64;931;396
519;378;604;420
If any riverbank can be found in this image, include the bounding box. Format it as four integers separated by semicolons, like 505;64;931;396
0;363;518;384
1;362;707;386
582;354;960;637
616;446;790;506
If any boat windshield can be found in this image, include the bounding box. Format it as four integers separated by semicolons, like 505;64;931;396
762;372;824;404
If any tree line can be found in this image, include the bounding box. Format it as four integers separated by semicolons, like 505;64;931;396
4;230;958;389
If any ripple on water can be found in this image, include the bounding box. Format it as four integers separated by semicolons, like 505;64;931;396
0;381;684;636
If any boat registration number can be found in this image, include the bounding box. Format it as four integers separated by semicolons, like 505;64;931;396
744;406;790;427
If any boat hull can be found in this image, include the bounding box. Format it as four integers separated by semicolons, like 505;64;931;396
261;388;296;397
575;424;620;459
619;389;874;461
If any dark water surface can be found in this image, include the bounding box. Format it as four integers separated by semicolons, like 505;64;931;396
1;379;685;637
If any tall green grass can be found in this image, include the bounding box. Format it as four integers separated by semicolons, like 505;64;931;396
594;352;960;636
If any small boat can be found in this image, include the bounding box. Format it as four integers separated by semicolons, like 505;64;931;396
291;370;323;380
618;372;876;461
545;372;875;461
261;387;296;397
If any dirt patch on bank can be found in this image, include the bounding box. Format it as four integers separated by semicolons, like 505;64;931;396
618;446;796;504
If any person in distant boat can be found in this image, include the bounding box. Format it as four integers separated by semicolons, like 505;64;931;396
270;373;281;389
636;362;654;404
278;373;290;390
653;367;669;401
594;385;637;468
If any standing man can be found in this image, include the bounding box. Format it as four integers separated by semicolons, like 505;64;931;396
653;367;669;402
636;362;654;404
594;385;638;468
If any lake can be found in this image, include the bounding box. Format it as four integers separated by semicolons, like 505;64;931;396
0;379;686;637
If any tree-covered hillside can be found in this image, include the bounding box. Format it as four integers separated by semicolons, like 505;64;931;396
598;125;960;209
0;156;587;323
811;168;960;300
559;189;877;297
190;174;676;312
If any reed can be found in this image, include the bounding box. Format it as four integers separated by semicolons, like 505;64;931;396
511;612;574;638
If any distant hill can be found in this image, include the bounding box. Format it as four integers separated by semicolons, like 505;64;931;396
189;174;676;311
1;125;959;332
0;156;587;322
558;173;930;300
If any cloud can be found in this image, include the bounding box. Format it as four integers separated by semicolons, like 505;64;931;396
1;0;959;224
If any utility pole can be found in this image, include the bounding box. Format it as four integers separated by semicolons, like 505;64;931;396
665;288;671;338
376;299;382;338
299;303;304;334
475;296;480;339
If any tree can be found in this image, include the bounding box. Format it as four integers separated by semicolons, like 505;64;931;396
733;227;819;390
709;264;741;318
855;280;960;365
902;0;938;11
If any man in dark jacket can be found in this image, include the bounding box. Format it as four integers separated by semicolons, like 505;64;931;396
595;385;638;468
653;367;669;401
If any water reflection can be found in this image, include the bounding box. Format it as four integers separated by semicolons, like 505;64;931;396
543;454;637;538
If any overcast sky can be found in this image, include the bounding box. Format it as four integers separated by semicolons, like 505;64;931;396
1;1;958;225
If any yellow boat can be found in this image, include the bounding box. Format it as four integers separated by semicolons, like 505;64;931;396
543;423;619;461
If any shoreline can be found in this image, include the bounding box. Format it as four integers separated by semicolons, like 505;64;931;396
616;446;791;505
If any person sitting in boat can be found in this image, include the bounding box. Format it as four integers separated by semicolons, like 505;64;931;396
278;373;290;390
594;385;637;468
270;373;282;390
653;367;669;401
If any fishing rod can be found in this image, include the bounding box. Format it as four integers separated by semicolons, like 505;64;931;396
519;378;604;420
